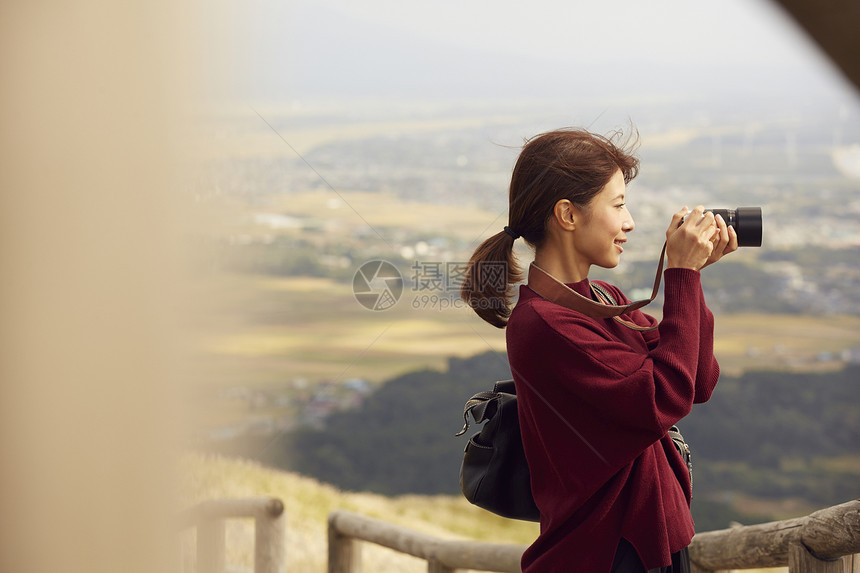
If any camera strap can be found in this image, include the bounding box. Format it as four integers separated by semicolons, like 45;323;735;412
527;241;666;332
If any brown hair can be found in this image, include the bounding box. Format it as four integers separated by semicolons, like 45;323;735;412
460;128;639;328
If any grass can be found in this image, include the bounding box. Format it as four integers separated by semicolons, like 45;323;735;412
178;452;538;572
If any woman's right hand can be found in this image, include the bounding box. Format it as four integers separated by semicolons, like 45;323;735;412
665;206;720;271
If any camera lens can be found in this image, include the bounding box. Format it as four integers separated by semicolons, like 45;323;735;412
708;207;762;247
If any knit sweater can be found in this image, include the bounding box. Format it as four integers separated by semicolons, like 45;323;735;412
505;268;720;573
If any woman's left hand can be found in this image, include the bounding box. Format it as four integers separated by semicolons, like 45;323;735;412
701;213;739;269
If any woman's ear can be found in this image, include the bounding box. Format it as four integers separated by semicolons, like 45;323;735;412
552;199;577;231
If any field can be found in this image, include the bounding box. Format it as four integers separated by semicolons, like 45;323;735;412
190;267;860;387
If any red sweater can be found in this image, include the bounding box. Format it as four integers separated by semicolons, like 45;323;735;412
506;268;719;572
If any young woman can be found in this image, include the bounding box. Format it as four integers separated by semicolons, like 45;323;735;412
460;128;737;572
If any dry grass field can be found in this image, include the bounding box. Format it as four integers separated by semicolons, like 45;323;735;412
191;267;860;389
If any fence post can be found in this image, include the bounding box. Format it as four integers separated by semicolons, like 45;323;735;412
788;541;846;572
198;519;226;573
329;512;361;573
255;498;287;573
179;498;286;573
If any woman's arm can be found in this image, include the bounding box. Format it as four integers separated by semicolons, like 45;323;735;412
638;270;720;404
693;288;719;403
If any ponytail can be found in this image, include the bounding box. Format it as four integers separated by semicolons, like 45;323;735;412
460;230;522;328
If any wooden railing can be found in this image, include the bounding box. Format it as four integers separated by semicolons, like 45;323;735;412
328;499;860;573
328;510;527;573
689;498;860;573
179;497;286;573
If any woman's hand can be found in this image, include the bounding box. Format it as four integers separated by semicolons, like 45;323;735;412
701;210;738;269
665;206;736;271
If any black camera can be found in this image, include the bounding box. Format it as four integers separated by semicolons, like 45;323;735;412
708;207;762;247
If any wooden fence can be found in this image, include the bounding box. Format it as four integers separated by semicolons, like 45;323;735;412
328;510;526;573
179;497;286;573
328;499;860;573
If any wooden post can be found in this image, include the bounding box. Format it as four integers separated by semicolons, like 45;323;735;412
789;542;845;572
178;498;287;573
255;498;286;573
329;512;361;573
198;519;226;573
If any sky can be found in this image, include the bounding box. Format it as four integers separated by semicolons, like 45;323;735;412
202;0;857;106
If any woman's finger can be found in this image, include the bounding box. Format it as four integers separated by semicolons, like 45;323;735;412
687;205;706;225
725;224;739;254
670;206;690;228
697;210;716;233
713;214;729;250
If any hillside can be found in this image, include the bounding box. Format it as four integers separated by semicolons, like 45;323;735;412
178;453;538;572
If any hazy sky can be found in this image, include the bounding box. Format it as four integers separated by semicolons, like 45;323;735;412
319;0;812;66
207;0;855;106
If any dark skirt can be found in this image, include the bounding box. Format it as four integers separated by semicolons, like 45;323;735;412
611;538;691;573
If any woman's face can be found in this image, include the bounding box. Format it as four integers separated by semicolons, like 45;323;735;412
573;169;635;270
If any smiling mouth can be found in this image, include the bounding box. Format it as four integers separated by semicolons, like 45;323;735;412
614;239;626;252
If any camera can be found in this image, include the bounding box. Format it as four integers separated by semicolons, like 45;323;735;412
707;207;762;247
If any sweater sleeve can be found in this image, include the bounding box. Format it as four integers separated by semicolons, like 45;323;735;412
602;270;718;404
693;285;719;403
656;268;720;408
509;269;719;480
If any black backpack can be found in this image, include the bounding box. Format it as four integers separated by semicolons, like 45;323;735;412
456;379;692;522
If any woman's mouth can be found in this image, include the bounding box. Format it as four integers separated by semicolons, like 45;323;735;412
614;239;625;252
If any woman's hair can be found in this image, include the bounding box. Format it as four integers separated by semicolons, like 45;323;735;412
460;127;640;328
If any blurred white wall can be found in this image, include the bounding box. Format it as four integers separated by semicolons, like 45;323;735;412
0;2;198;572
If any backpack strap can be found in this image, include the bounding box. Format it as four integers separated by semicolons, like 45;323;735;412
455;379;516;436
456;392;499;436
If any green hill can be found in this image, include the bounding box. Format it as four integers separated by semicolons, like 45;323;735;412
205;352;860;532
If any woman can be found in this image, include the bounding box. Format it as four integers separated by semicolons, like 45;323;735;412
460;128;737;572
